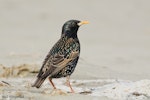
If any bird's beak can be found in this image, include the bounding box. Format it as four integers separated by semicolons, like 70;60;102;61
77;21;89;26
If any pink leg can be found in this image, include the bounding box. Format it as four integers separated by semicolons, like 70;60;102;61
66;76;75;93
48;78;56;89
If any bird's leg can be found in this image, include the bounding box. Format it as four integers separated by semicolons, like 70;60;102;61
48;78;56;89
66;76;75;93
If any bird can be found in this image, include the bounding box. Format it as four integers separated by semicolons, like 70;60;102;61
32;19;88;93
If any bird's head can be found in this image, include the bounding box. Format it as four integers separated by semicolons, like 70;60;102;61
62;20;89;38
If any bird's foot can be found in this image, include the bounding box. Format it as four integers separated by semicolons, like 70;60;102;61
50;89;67;96
67;90;75;94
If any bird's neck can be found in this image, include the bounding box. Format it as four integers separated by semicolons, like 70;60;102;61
61;31;78;39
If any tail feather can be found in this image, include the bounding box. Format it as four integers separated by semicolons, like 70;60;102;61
32;77;46;88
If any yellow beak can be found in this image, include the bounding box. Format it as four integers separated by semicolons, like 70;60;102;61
77;21;89;26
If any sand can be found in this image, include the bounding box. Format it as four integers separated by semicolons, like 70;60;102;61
0;0;150;100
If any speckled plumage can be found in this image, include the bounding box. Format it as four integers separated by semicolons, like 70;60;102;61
39;36;80;79
32;20;88;92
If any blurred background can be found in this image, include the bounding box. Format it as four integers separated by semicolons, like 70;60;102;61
0;0;150;80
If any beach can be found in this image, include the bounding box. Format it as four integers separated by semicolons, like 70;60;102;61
0;0;150;100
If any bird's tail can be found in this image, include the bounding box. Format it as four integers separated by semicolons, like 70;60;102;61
32;77;46;88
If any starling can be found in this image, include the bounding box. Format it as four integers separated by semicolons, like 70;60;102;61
32;20;88;93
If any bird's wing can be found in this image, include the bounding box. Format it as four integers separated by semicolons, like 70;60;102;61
37;37;66;78
50;50;79;77
37;38;79;79
39;50;79;79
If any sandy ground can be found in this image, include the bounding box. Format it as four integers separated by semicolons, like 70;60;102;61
0;0;150;100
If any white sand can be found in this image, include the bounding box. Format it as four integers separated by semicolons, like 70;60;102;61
1;78;150;100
